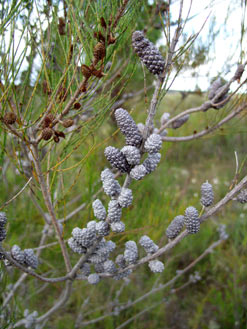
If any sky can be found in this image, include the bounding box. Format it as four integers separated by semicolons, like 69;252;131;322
1;0;246;92
164;0;246;91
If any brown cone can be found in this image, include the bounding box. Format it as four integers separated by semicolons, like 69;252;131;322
62;119;74;128
3;112;17;125
74;102;81;110
42;128;53;140
100;17;107;29
93;42;106;65
43;113;55;128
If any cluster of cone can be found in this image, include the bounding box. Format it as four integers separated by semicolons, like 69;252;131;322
166;181;214;239
67;108;166;283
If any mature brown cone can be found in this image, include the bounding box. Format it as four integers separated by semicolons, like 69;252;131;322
3;112;17;125
58;17;66;35
42;128;53;140
81;65;92;79
62;119;74;128
43;113;55;128
100;17;107;29
93;42;106;65
73;102;81;110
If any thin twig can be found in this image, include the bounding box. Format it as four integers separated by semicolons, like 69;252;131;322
0;177;32;209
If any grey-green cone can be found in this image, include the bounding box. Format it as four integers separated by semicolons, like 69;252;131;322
139;235;159;254
108;200;122;223
200;181;214;207
115;108;142;147
143;153;161;174
144;134;162;153
118;188;133;208
236;189;247;204
92;199;106;220
184;207;200;234
132;31;165;75
130;164;147;180
171;114;190;129
148;260;164;273
234;64;244;81
104;146;130;173
121;146;141;165
166;215;184;239
208;77;229;109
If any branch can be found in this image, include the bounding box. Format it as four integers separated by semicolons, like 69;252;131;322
30;143;72;272
101;173;247;277
13;281;73;327
80;239;223;326
161;102;247;142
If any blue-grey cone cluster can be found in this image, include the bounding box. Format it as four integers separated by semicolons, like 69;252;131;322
103;260;117;274
124;241;138;265
200;181;214;207
233;64;244;81
115;108;142;147
189;271;201;283
139;235;159;254
95;221;110;236
118;188;133;208
166;215;185;239
104;146;131;173
160;112;170;126
69;106;164;282
68;221;98;254
105;109;162;181
110;221;125;233
92;199;106;220
108;200;122;223
114;254;133;280
143;153;161;174
23;310;38;329
88;239;116;265
144;133;162;153
101;169;121;197
208;77;229;109
184;206;200;234
171;114;190;129
121;146;141;165
236;189;247;204
11;245;38;269
88;273;100;285
148;259;164;273
80;262;91;276
130;164;147;180
0;212;7;242
132;31;165;75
